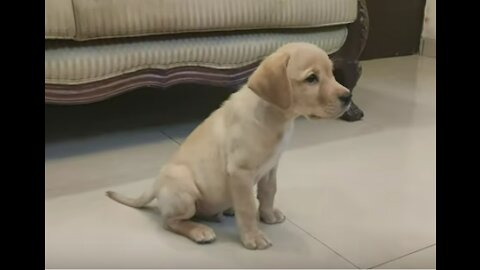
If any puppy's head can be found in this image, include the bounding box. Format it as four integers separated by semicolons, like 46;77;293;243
247;42;351;119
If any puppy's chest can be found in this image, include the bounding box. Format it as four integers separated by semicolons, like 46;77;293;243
254;126;293;182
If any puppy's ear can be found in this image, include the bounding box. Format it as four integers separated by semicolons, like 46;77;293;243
247;52;291;110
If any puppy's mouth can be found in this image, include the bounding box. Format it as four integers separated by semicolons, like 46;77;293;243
307;103;351;119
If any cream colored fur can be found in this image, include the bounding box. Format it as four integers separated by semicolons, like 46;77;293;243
107;42;351;249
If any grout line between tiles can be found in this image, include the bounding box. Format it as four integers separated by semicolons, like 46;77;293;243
159;130;182;145
286;218;361;269
368;243;436;269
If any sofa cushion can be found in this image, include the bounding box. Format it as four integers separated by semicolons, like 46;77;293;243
45;0;357;40
45;0;76;39
45;27;348;84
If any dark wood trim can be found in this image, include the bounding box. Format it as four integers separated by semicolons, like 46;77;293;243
331;0;369;63
45;0;369;121
332;0;369;121
45;64;259;105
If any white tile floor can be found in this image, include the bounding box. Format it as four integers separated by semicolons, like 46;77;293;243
45;55;436;269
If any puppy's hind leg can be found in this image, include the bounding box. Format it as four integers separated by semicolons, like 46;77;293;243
159;190;216;244
157;165;216;244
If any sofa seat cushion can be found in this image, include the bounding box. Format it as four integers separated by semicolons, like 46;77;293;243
45;0;357;40
45;0;76;39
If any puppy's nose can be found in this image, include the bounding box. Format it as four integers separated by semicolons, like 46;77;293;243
339;93;352;105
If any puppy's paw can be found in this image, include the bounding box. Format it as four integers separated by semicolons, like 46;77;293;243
241;230;272;250
190;226;216;244
260;208;286;224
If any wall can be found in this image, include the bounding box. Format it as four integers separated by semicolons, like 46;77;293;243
420;0;436;57
360;0;426;60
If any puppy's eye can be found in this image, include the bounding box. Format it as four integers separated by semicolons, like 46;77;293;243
305;74;319;84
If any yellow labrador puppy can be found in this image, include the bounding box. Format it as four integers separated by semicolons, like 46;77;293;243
107;42;351;250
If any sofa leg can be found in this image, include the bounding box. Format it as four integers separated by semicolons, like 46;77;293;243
340;101;364;122
334;60;364;122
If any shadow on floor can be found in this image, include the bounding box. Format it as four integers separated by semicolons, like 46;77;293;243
46;84;234;143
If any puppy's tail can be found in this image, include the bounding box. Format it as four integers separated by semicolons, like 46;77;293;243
106;188;155;208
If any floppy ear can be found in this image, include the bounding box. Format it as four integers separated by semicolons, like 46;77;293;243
247;52;291;110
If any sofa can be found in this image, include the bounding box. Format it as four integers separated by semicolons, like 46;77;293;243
45;0;368;121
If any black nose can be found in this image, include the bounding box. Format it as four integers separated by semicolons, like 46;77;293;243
339;93;352;105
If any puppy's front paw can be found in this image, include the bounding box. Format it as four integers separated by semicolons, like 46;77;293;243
241;230;272;250
260;208;286;224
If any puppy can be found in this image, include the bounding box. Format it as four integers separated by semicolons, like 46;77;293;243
107;42;351;250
